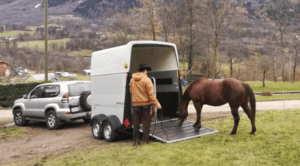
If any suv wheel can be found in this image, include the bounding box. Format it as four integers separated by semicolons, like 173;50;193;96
92;120;103;139
13;108;28;126
46;110;62;130
103;121;118;142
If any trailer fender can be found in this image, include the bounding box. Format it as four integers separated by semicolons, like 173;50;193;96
91;115;121;131
105;115;122;132
91;114;107;126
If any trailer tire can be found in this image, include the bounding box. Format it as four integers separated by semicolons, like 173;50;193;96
102;121;118;142
80;91;91;111
92;119;103;139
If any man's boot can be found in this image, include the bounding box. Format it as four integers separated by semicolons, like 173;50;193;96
133;132;140;146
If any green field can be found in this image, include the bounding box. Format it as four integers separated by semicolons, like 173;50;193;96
21;109;300;166
18;38;70;50
70;49;93;57
256;94;300;101
247;81;300;93
0;30;35;37
77;74;90;81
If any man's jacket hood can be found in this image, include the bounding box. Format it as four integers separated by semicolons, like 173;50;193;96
132;73;146;81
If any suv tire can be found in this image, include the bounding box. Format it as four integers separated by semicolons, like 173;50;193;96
80;91;91;111
13;108;28;126
103;121;118;142
92;119;103;139
46;110;61;130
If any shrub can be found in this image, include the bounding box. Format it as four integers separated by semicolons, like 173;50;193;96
261;91;273;96
0;82;45;107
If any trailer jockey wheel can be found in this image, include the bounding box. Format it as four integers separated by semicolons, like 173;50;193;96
103;121;118;142
92;119;103;139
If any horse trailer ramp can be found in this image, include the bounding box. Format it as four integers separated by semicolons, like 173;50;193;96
139;118;218;144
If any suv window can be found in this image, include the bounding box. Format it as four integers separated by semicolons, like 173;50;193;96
30;86;44;99
42;85;60;98
68;83;91;96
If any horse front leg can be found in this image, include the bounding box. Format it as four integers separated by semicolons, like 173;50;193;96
193;102;203;131
230;106;240;135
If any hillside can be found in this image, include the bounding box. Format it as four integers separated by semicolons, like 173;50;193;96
0;0;84;25
73;0;139;18
0;0;140;25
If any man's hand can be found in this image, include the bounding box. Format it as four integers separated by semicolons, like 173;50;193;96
157;105;162;110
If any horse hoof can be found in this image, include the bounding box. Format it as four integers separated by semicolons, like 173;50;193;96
230;132;236;135
250;132;255;135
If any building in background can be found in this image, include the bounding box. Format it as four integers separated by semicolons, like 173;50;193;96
0;61;12;77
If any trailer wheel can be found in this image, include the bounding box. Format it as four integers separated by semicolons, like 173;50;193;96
92;120;103;139
103;121;118;142
80;91;91;111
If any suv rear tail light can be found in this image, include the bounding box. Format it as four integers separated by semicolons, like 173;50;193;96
61;93;69;103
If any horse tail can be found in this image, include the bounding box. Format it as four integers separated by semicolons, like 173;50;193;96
243;83;256;121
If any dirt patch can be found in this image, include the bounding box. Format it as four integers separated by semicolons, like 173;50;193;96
0;118;13;126
0;111;254;165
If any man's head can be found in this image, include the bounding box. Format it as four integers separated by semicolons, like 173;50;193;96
137;63;151;73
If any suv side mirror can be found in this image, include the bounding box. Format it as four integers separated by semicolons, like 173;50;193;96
23;94;28;99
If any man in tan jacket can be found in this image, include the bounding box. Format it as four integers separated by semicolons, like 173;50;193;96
130;63;161;146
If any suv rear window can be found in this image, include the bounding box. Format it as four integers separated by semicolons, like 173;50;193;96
68;83;91;96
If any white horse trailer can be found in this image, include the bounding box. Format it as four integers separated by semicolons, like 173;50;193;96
90;41;217;143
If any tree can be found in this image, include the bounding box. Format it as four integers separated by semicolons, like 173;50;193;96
111;12;134;45
134;0;159;40
202;0;240;80
259;56;274;87
156;0;174;42
264;0;300;82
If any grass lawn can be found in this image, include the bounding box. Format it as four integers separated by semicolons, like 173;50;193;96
17;38;70;50
256;94;300;101
76;74;90;81
24;109;300;166
0;127;26;139
0;30;35;37
70;49;93;57
247;81;300;93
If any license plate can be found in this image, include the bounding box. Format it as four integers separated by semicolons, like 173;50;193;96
71;107;80;112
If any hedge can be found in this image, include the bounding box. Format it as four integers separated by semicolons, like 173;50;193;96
0;82;45;107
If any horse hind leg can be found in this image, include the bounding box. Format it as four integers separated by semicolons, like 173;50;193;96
241;103;256;135
230;106;240;135
193;102;203;131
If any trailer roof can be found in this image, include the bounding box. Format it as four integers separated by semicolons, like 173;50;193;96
91;41;179;76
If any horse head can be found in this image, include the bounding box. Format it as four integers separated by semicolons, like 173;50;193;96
177;102;188;125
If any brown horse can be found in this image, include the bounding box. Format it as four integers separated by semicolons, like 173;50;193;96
178;78;256;135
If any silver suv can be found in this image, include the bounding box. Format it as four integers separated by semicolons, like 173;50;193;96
12;81;91;129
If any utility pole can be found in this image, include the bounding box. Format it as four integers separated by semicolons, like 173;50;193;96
44;0;48;81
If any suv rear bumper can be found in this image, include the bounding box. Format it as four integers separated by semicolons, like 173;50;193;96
57;108;91;121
